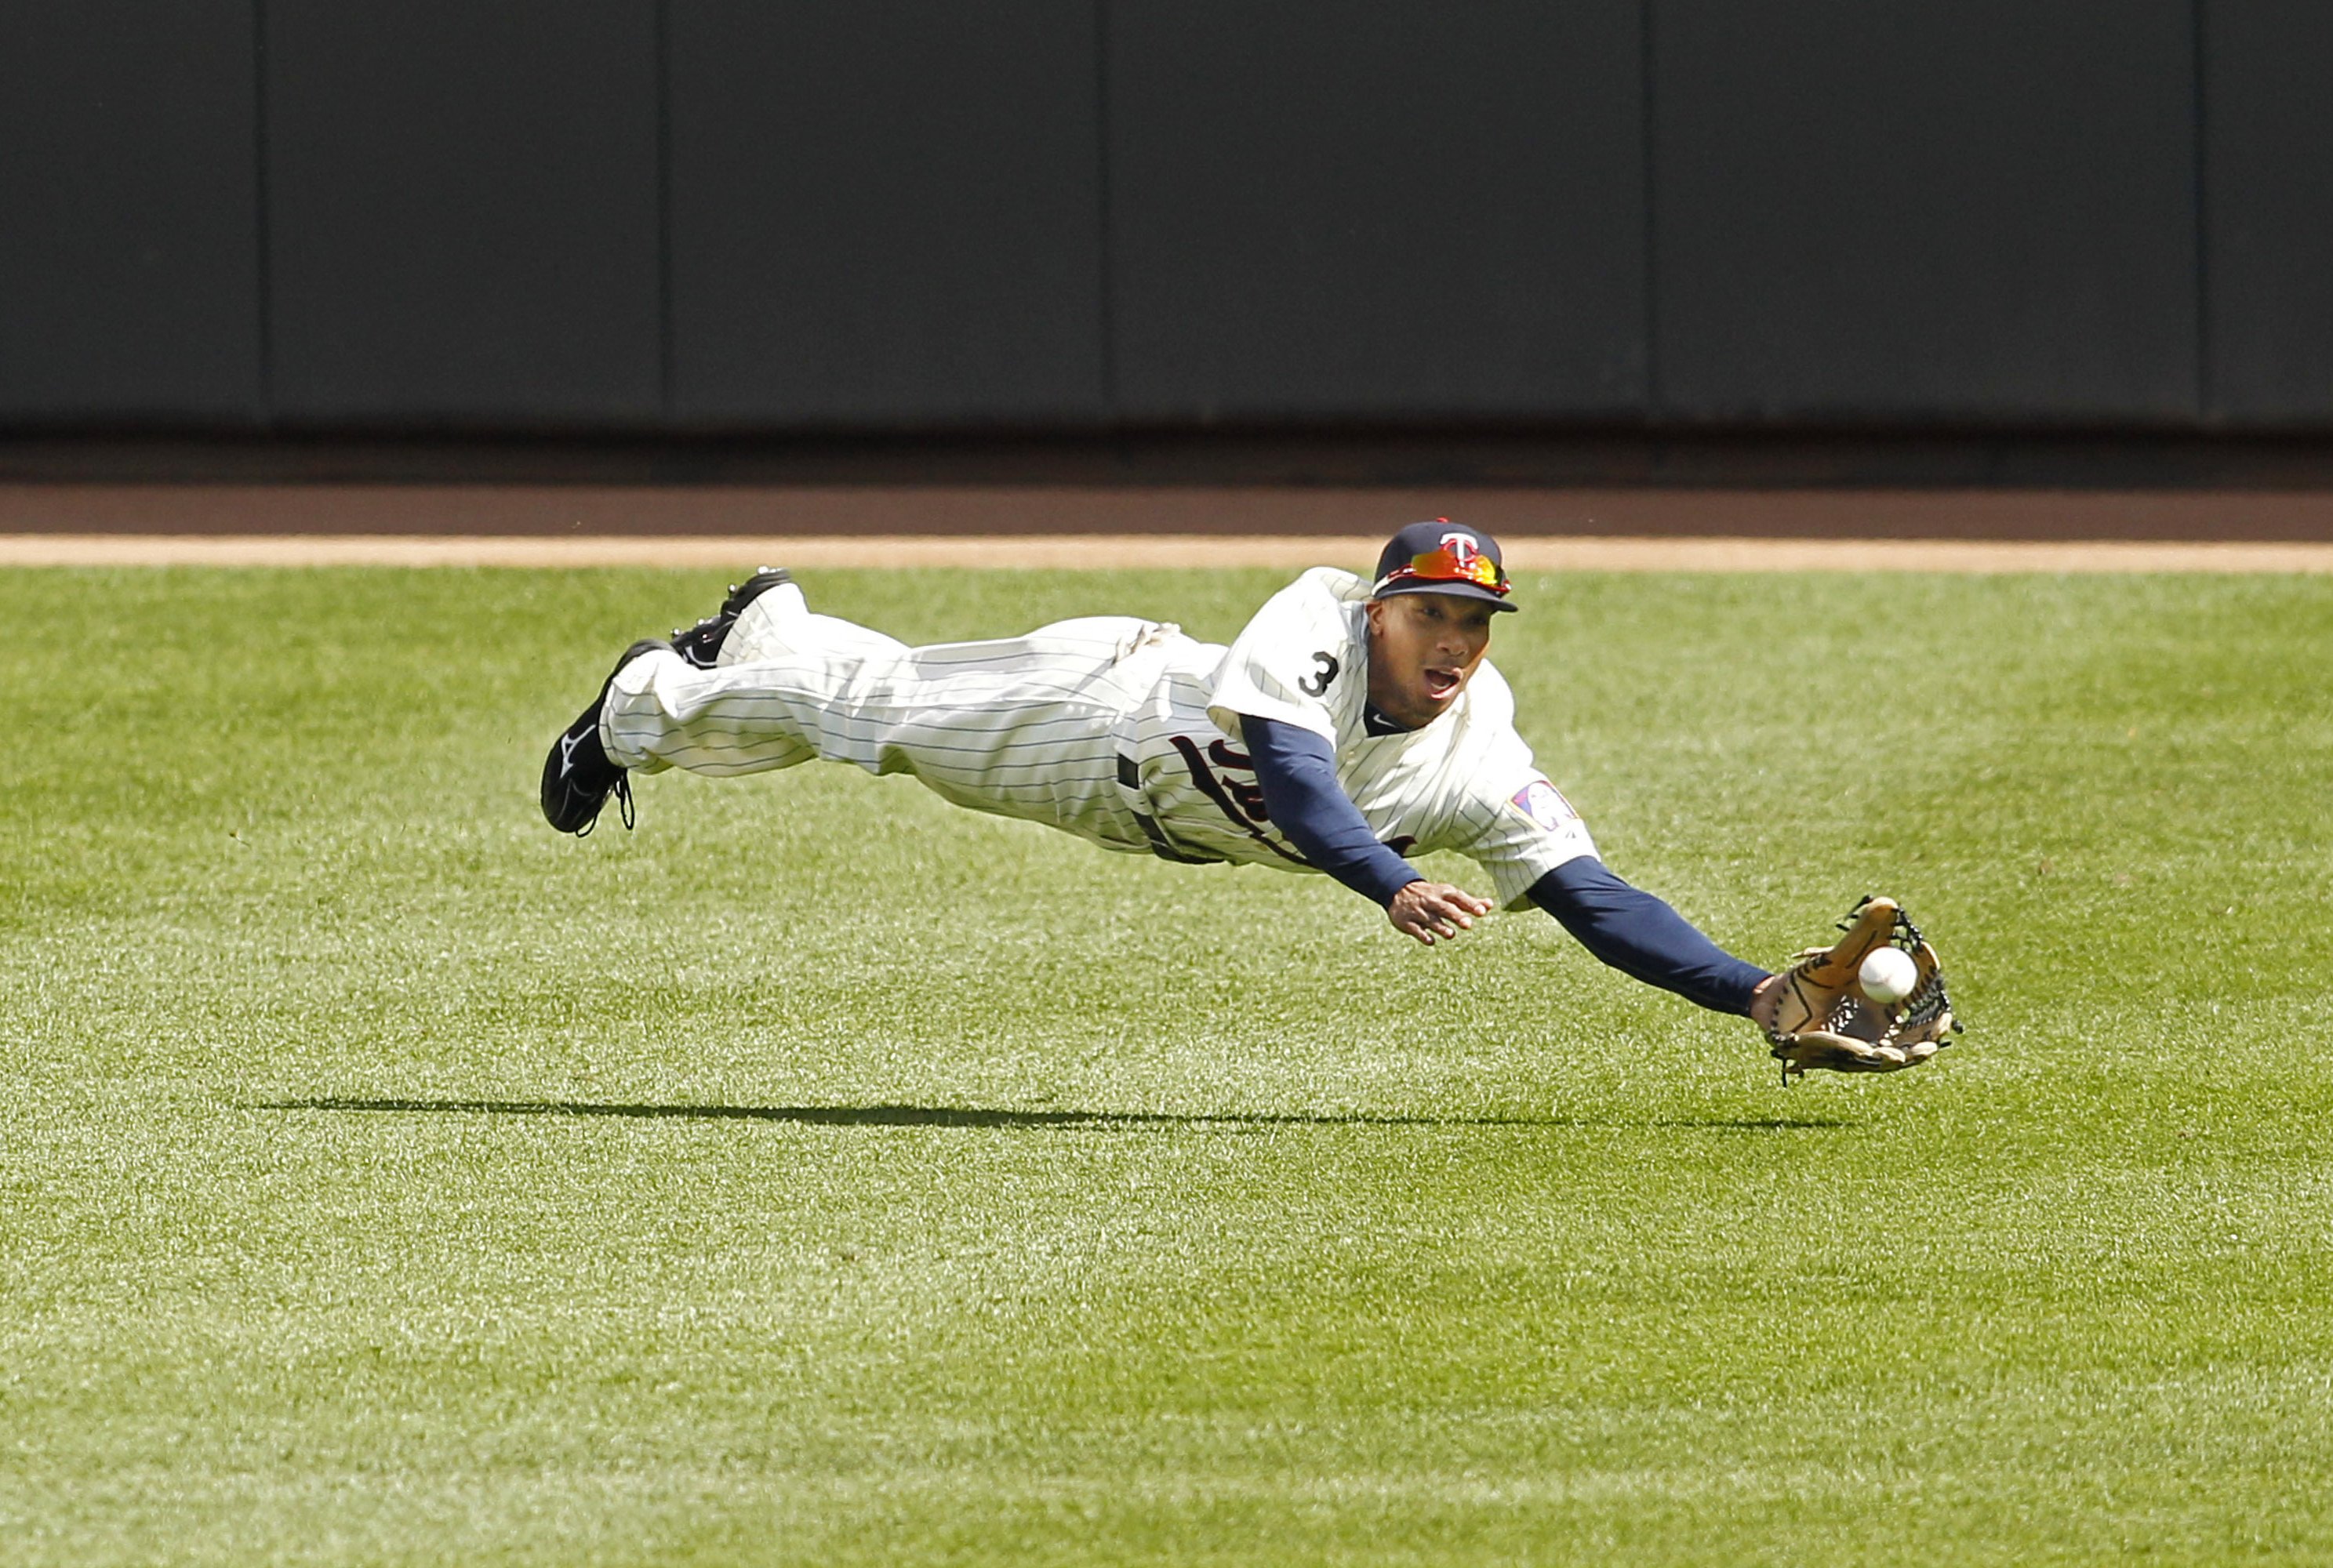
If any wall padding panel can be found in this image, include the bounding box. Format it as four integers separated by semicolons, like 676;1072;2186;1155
1107;1;1648;422
0;2;262;423
264;1;662;425
668;2;1107;426
2204;0;2333;423
1653;0;2199;423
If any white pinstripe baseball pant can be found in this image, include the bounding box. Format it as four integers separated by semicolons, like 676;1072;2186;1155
598;605;1190;848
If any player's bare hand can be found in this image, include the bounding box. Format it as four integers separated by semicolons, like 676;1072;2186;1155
1387;881;1492;946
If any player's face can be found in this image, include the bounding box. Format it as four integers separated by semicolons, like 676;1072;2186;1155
1364;592;1497;728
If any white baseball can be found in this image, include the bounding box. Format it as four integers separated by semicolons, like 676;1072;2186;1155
1859;946;1918;1005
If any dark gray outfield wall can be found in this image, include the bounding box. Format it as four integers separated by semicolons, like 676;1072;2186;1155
4;2;2328;435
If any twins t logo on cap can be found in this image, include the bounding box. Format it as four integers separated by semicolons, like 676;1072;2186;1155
1441;532;1484;571
1371;517;1515;604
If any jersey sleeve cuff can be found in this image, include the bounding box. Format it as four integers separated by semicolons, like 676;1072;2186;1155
1206;698;1337;746
1488;837;1599;910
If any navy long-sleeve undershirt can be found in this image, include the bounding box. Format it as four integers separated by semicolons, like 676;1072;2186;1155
1241;714;1768;1015
1241;715;1423;906
1524;858;1768;1015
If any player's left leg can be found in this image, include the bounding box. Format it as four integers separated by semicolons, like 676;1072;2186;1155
542;570;808;835
601;617;1155;786
544;571;1179;850
596;604;1178;849
540;638;673;834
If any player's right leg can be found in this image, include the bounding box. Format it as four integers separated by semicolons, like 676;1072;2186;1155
552;572;1168;848
710;572;907;668
669;567;800;669
596;572;910;779
584;568;975;798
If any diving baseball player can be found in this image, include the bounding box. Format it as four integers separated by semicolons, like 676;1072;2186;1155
540;521;1958;1079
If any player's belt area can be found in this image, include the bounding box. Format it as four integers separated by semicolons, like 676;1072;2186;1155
1114;753;1223;864
1116;744;1314;868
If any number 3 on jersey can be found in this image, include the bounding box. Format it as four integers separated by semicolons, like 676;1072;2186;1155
1297;651;1339;697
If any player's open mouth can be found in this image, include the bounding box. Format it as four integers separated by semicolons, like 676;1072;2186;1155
1423;667;1461;699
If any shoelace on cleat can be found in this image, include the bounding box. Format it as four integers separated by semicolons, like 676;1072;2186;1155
575;772;635;837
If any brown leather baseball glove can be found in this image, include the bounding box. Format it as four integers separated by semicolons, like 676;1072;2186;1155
1753;896;1962;1083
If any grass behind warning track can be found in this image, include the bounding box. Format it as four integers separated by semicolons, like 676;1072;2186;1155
4;565;2331;1566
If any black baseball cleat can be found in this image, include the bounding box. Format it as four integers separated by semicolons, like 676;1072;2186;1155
540;639;670;835
670;567;794;669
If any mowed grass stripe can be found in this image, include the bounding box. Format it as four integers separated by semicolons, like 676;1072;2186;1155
2;566;2329;1566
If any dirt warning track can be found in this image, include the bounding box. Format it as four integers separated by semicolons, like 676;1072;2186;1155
5;481;2333;570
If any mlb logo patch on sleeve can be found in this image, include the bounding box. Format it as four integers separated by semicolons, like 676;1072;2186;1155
1510;779;1576;831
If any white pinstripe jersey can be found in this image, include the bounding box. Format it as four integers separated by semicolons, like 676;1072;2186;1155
1127;567;1599;906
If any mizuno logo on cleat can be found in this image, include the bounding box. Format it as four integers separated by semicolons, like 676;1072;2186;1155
558;729;591;776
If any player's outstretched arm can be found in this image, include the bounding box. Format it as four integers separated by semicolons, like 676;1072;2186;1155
1527;858;1770;1014
1241;715;1492;946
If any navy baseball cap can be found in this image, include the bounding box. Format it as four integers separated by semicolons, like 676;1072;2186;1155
1371;519;1515;612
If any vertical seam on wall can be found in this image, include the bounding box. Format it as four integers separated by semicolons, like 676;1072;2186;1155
656;0;675;422
1095;0;1119;422
1639;0;1661;423
2192;0;2211;421
252;0;274;424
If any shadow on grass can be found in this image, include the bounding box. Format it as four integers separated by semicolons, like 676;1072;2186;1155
1675;1116;1855;1132
261;1098;1852;1132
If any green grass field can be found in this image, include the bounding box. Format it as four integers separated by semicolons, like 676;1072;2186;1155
5;564;2331;1565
